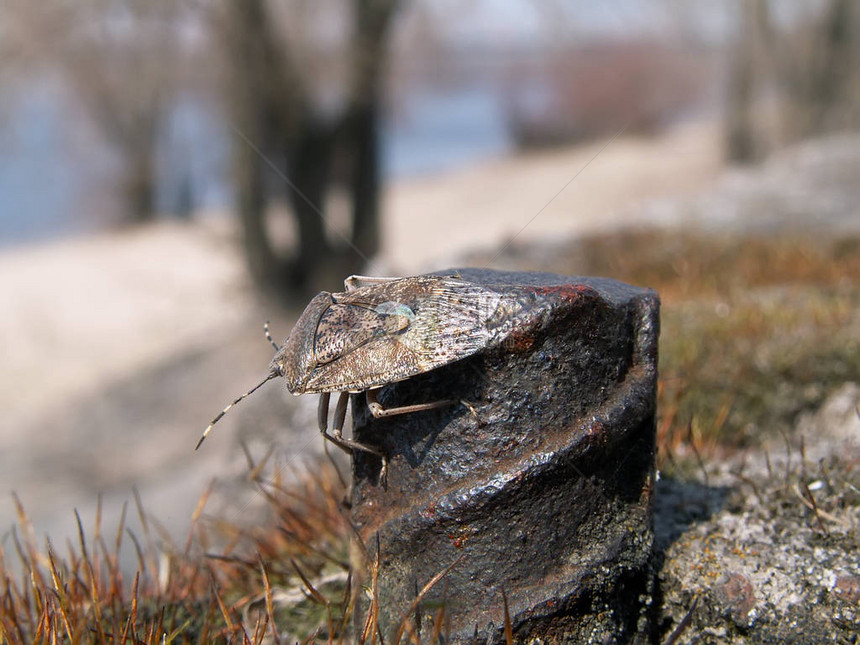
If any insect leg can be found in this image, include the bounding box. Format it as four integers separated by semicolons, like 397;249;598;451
365;388;456;419
317;392;332;432
318;392;388;480
330;391;350;440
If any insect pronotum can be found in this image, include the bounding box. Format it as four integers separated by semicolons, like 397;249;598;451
198;274;520;475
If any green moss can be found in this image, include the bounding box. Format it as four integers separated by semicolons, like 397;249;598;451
660;285;860;446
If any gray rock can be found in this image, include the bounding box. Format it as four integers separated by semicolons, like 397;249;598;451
655;385;860;644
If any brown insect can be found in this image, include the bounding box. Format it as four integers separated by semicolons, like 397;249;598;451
197;274;521;473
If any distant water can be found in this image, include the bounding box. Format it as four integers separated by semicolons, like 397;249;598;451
0;84;89;245
383;87;512;178
0;83;512;249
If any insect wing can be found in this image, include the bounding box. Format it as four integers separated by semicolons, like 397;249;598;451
313;300;405;364
302;277;517;392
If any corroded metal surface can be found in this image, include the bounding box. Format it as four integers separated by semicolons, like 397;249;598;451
351;269;660;643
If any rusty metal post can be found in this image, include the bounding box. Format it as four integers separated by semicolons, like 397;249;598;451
351;269;659;643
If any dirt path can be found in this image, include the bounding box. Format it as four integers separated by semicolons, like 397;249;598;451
383;120;721;272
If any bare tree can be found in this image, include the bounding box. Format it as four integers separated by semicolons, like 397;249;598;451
346;0;395;261
726;0;860;162
217;0;400;297
725;0;766;162
7;0;192;223
773;0;859;141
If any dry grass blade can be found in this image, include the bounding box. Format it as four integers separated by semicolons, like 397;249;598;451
12;493;45;589
663;595;699;645
732;470;763;504
252;612;269;644
392;554;466;645
799;481;828;534
429;604;446;645
75;509;106;641
258;553;282;645
686;423;710;498
241;440;256;473
290;559;328;606
94;494;103;581
33;607;47;643
115;501;128;556
794;483;844;528
185;480;214;559
243;441;275;483
126;528;147;586
279;527;350;570
105;501;129;602
399;618;418;644
119;571;140;644
132;487;160;588
2;603;26;645
204;552;256;569
4;544;31;642
238;621;253;645
300;627;321;645
212;580;236;634
47;544;75;642
10;527;30;578
359;539;381;645
334;570;354;645
290;556;338;641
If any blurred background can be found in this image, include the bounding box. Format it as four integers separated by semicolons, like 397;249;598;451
1;0;858;551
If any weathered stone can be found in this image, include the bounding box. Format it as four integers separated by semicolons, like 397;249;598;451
655;384;860;644
350;269;660;643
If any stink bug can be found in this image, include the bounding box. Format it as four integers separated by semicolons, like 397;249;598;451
198;273;522;474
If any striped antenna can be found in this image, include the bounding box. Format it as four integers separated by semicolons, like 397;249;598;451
264;321;280;351
196;371;279;450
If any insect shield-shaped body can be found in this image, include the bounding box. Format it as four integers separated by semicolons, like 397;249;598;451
199;274;521;475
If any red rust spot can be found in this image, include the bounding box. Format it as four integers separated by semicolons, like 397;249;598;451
503;330;535;353
420;503;436;520
449;533;470;549
528;284;596;302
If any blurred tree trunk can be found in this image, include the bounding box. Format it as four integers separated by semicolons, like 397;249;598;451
223;0;401;297
349;101;381;258
347;0;400;259
780;0;857;140
286;116;335;284
88;96;164;224
725;0;765;163
225;0;296;291
235;127;278;288
726;0;859;161
11;1;183;225
124;141;158;223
